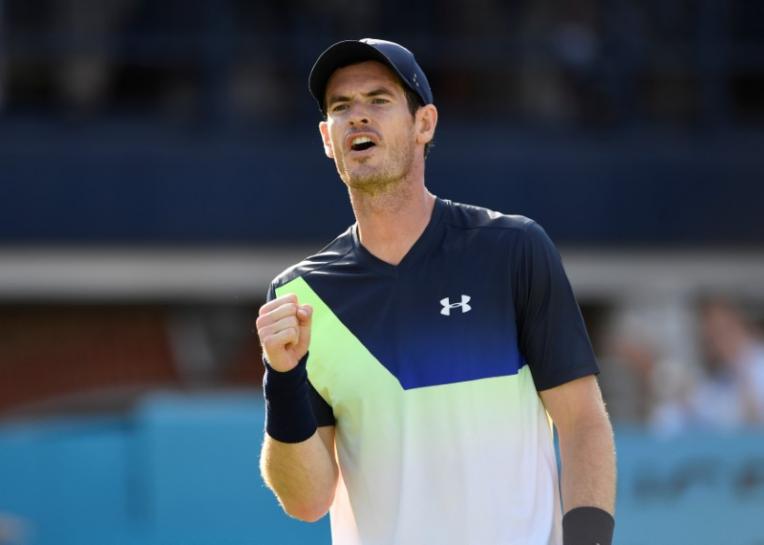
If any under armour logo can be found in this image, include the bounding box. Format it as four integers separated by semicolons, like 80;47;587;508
440;295;472;316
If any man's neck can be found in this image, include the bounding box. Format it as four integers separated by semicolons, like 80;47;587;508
349;182;436;267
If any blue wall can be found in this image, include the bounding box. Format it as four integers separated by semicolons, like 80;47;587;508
1;122;763;246
0;395;330;545
1;395;763;545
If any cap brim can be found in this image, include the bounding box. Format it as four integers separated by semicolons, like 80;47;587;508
308;41;404;114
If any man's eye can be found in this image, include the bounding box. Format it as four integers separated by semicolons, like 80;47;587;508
372;98;388;104
331;104;348;112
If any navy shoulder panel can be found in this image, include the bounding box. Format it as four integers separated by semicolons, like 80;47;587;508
271;227;355;290
442;199;535;233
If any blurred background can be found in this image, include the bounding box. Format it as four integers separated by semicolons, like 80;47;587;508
0;0;763;544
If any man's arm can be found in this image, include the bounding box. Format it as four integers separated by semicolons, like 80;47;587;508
260;426;338;522
511;220;615;542
256;293;339;522
540;374;616;543
539;374;616;513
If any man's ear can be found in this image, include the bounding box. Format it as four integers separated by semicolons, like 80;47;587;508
319;121;335;159
415;104;438;146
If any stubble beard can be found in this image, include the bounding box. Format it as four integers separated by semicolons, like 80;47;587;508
339;141;415;198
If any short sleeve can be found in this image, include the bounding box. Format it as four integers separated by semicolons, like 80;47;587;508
262;281;336;426
513;221;599;391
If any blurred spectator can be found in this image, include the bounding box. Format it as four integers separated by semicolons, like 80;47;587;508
166;305;255;386
0;512;26;545
515;0;571;122
1;0;761;127
654;297;764;433
226;1;298;122
52;0;134;116
111;0;209;121
0;0;5;111
301;0;382;35
600;300;696;426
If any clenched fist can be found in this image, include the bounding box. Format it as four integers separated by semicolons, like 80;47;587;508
256;293;313;372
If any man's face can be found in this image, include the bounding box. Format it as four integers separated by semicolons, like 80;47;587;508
319;61;418;191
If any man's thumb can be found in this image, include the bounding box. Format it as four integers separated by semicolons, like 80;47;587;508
297;304;313;341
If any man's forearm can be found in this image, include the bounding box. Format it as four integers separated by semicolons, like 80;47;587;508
260;429;338;522
558;417;616;514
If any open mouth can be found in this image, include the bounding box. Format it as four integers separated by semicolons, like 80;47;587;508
350;136;376;152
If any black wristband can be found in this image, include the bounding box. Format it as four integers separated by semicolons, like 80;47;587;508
263;353;317;443
562;506;614;545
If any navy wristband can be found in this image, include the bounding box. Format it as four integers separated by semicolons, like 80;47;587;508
562;506;614;545
263;353;317;443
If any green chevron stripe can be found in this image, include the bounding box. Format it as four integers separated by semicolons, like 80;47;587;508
275;276;403;423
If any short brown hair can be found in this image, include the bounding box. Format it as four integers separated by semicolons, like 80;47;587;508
402;86;433;159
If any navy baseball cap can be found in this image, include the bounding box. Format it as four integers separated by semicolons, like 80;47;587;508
308;38;433;115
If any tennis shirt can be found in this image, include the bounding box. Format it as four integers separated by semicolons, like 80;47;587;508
265;197;599;545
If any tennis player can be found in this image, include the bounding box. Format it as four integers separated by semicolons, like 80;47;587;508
256;38;616;545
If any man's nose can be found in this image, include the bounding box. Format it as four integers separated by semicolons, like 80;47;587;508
347;102;370;125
